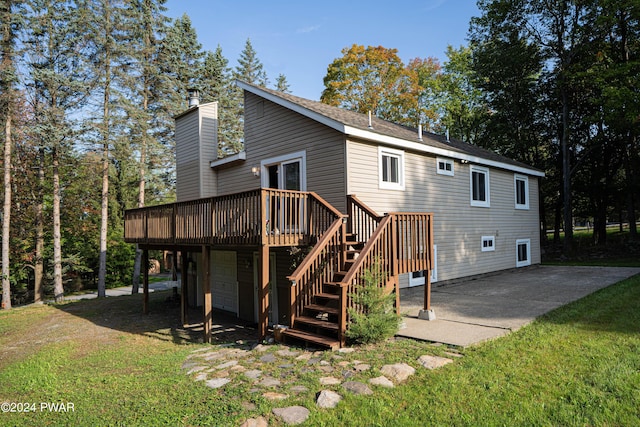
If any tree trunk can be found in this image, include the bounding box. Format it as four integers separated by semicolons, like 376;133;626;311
52;147;64;302
561;83;573;254
97;124;109;298
1;0;13;310
625;135;637;238
97;25;111;298
2;105;12;310
34;148;44;302
132;100;148;294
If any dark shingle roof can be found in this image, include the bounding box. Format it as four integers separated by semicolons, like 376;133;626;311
238;80;543;176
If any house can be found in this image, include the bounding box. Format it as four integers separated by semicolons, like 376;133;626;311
124;81;544;349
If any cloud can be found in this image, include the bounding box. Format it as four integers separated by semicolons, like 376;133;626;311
423;0;447;12
296;24;321;34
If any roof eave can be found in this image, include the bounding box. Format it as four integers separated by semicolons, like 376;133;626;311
345;126;545;177
237;80;545;178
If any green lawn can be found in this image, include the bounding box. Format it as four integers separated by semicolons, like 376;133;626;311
1;273;639;426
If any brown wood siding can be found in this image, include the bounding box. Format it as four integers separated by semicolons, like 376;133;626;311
199;103;219;198
176;110;201;201
347;139;541;282
217;92;347;212
176;103;219;202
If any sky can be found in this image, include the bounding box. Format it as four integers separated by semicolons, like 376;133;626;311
164;0;481;101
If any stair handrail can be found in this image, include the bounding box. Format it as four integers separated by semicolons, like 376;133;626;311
347;194;383;241
286;216;346;328
337;214;394;344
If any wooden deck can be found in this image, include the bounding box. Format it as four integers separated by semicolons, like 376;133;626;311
124;189;342;248
124;191;433;349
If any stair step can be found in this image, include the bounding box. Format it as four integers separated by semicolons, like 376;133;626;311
296;315;339;331
315;292;339;301
282;328;340;350
346;249;361;259
305;304;339;316
324;281;344;288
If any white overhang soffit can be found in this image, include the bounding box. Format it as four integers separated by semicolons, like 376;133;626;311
210;151;246;169
238;81;544;178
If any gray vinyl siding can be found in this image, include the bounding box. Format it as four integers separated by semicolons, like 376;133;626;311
217;92;347;212
347;139;541;283
175;102;218;202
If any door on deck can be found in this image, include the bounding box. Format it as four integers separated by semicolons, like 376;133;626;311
262;152;306;233
211;250;238;314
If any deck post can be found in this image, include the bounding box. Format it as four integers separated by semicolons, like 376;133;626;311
202;245;212;343
180;250;188;326
258;244;270;340
142;249;149;314
418;218;436;320
172;250;178;281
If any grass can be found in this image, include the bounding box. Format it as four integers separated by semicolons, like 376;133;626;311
543;229;640;267
1;274;639;426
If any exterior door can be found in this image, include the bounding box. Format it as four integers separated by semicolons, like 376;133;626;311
211;250;238;314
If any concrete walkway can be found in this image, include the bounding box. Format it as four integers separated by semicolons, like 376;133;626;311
397;265;640;347
62;278;178;301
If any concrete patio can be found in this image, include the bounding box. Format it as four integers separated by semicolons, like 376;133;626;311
397;265;640;347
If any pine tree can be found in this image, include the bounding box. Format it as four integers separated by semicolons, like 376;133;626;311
86;0;130;297
123;0;169;292
24;0;91;302
200;46;242;154
0;0;20;309
228;38;270;152
275;74;290;93
234;38;267;85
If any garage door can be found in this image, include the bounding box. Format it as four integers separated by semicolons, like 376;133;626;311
211;250;237;314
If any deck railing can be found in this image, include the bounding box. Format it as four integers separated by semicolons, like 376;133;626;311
337;212;433;343
124;189;342;247
346;195;383;242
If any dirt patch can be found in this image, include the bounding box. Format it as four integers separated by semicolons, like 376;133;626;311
0;291;202;368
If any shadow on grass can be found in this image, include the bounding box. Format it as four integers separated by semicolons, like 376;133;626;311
52;290;259;346
537;273;640;335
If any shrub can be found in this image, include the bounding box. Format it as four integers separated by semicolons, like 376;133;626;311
345;263;401;345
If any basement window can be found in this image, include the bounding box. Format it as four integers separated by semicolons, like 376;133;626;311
516;239;531;267
481;236;495;252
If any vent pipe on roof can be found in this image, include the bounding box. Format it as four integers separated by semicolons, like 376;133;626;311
418;123;423;141
446;128;450;142
187;88;200;108
368;111;373;129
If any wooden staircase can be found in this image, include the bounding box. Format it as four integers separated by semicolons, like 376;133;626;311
282;234;364;350
283;195;433;350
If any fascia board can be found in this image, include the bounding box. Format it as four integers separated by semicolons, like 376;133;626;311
237;81;346;133
210;151;246;169
345;126;545;178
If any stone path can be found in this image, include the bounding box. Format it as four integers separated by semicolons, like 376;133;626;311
182;341;457;426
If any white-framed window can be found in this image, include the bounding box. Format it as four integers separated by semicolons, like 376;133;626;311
515;174;529;210
409;244;438;286
470;165;490;207
516;239;531;267
481;236;495;252
436;157;454;176
378;147;405;190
